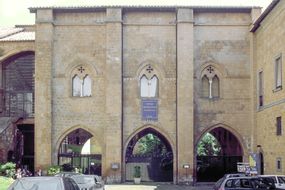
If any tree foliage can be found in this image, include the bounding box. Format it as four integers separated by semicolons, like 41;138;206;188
0;162;16;178
197;133;221;156
134;134;167;155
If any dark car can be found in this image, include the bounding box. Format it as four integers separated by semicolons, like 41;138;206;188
213;176;278;190
8;176;80;190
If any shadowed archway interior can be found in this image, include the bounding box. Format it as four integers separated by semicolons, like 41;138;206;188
196;127;243;182
58;128;102;175
125;128;173;182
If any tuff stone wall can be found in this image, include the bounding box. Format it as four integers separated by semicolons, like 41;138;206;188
122;10;179;181
193;11;254;159
254;0;285;174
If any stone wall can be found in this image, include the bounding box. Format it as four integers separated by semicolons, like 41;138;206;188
194;11;253;159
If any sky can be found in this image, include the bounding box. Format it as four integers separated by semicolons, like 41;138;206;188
0;0;273;27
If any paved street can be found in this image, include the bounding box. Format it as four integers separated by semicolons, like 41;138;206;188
105;184;213;190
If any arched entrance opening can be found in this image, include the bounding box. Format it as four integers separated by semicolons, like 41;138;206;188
196;127;243;182
58;128;102;175
1;51;35;173
125;128;173;182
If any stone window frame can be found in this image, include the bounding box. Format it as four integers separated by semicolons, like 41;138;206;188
200;65;221;99
276;116;282;136
138;64;160;98
258;70;264;107
273;54;282;92
71;65;93;98
277;157;282;172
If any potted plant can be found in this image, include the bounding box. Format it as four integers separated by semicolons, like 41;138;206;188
133;165;141;184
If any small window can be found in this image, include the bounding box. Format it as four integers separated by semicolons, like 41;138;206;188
212;75;219;98
140;75;158;98
202;75;209;98
72;75;92;97
201;65;220;99
258;71;264;107
277;158;282;172
275;56;282;89
83;75;92;96
277;116;282;136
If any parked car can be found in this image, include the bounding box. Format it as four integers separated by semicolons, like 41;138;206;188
214;173;246;190
259;175;285;189
8;176;80;190
213;176;278;190
71;175;104;190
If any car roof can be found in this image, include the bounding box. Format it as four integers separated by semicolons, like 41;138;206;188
226;176;257;179
19;176;62;181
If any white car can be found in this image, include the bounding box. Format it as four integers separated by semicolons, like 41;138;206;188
259;175;285;189
71;175;104;190
8;176;80;190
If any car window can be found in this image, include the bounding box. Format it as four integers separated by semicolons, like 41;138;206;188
241;179;252;188
233;179;241;188
278;176;285;184
12;179;61;190
71;179;79;190
225;179;233;188
252;178;275;189
270;176;277;183
64;178;74;190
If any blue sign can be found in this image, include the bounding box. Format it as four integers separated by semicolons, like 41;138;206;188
141;99;158;121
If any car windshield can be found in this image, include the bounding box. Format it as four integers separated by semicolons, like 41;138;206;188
278;176;285;184
72;176;95;184
12;179;61;190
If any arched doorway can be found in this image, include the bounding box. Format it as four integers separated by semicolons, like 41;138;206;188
196;127;243;182
1;51;35;173
58;128;102;175
125;128;173;182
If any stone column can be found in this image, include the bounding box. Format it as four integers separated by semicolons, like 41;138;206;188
104;8;122;183
250;8;261;153
177;8;194;184
34;9;54;171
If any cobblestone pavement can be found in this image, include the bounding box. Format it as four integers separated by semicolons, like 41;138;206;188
105;184;213;190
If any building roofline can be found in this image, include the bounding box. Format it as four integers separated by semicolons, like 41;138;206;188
250;0;280;32
29;5;257;13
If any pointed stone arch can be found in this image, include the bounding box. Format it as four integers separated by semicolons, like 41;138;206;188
195;123;247;182
136;60;166;80
195;123;247;156
123;125;175;182
55;125;104;157
55;125;103;175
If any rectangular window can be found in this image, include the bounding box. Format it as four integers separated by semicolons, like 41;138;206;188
277;158;282;172
275;56;282;89
277;116;282;136
258;71;264;107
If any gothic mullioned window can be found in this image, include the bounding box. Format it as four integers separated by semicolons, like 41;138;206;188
140;65;159;98
72;66;92;97
201;65;220;99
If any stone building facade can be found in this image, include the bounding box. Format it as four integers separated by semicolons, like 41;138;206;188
0;1;284;184
251;0;285;175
